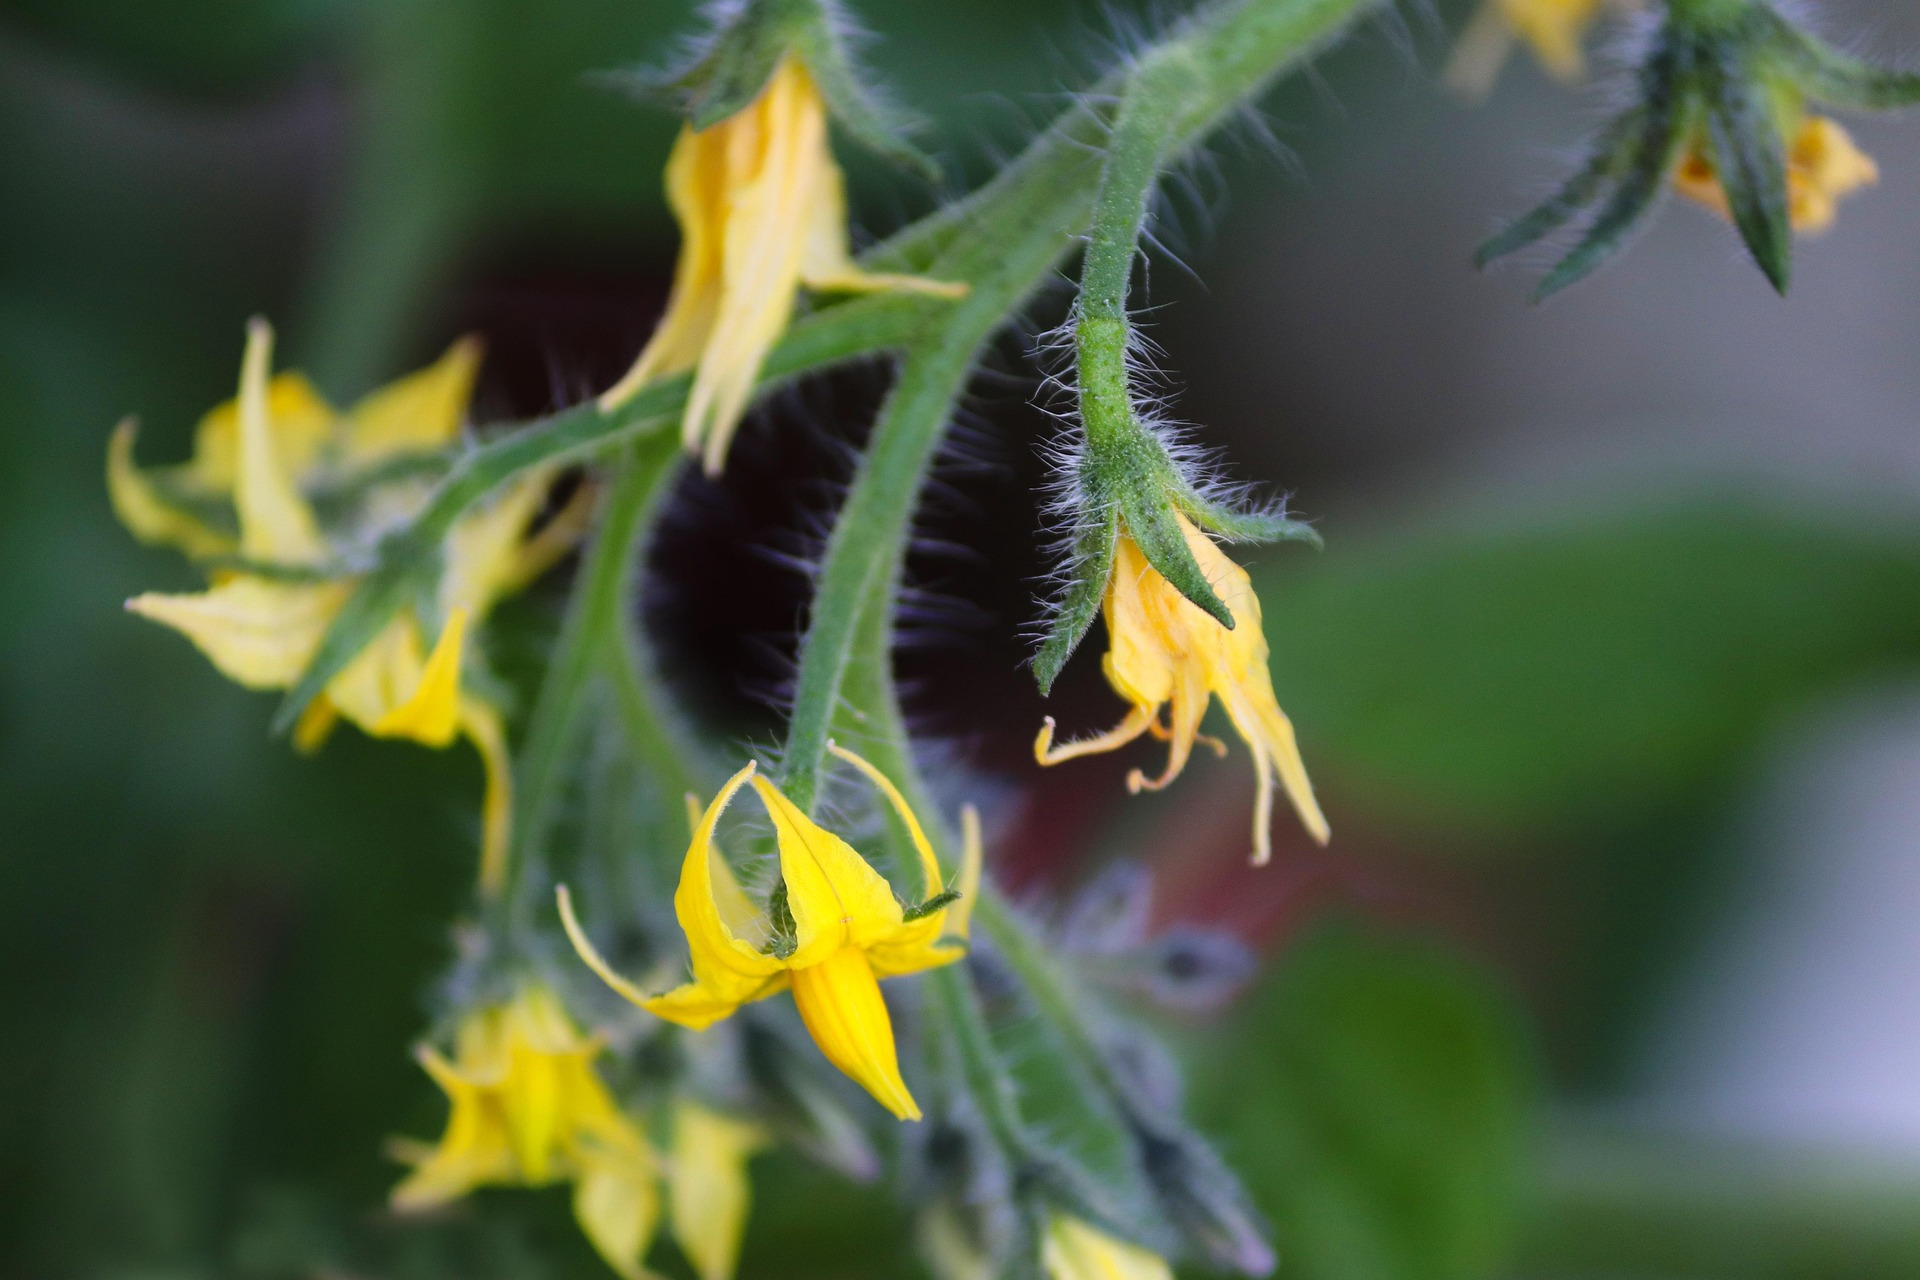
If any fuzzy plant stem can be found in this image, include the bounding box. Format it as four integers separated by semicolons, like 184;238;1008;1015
498;433;687;932
779;0;1375;813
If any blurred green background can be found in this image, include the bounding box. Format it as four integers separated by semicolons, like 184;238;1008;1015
8;0;1920;1277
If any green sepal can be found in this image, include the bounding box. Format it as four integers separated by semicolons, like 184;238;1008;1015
1178;486;1322;550
1118;485;1233;631
902;888;961;922
1031;506;1118;696
1533;41;1699;300
601;0;939;180
1474;109;1645;268
763;878;800;959
1770;12;1920;110
1704;42;1792;295
788;5;942;182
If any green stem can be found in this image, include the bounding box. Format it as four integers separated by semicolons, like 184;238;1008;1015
1075;54;1198;454
502;433;682;930
779;0;1372;811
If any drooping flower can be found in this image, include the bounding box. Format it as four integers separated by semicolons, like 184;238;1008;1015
599;55;965;475
667;1099;766;1280
390;984;660;1279
1035;510;1328;865
1445;0;1606;97
1673;112;1878;235
113;320;581;893
1041;1214;1173;1280
560;745;980;1122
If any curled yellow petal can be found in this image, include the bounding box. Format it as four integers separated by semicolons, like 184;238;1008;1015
1042;1215;1172;1280
601;57;962;476
669;1101;764;1280
371;608;468;747
234;318;327;566
106;418;235;559
752;774;903;968
1034;512;1328;862
827;741;944;897
945;804;983;942
789;945;920;1121
573;762;785;1029
292;694;340;755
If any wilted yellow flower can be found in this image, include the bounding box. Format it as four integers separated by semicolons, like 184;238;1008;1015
668;1100;766;1280
114;320;580;893
390;985;660;1279
1041;1214;1173;1280
599;55;965;475
561;745;980;1121
1445;0;1605;97
1673;113;1878;235
1035;511;1327;865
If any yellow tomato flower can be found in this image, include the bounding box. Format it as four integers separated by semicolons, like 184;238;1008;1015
1673;113;1878;235
599;55;965;475
1035;511;1328;865
1445;0;1605;97
667;1100;766;1280
1042;1214;1173;1280
114;319;578;894
560;745;981;1122
390;985;660;1279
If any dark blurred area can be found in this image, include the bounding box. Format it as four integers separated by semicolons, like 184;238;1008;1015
8;0;1920;1277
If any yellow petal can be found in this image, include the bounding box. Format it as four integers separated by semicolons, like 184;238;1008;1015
563;763;782;1029
827;741;944;898
668;1101;764;1280
600;119;732;410
128;577;349;690
371;607;468;746
106;418;235;558
389;1045;517;1211
233;319;328;565
751;775;904;968
441;468;561;619
1493;0;1600;81
573;1135;661;1280
324;615;429;731
461;696;514;898
797;155;968;299
1042;1215;1172;1280
945;804;983;942
789;945;920;1121
292;693;340;755
184;370;335;497
344;336;481;467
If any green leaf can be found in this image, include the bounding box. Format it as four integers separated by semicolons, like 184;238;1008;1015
1475;109;1645;269
1193;924;1536;1280
1258;497;1920;832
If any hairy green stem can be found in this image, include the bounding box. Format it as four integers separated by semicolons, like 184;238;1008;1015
501;434;683;930
779;0;1372;811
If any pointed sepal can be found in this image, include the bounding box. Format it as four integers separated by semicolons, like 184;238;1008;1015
600;0;939;180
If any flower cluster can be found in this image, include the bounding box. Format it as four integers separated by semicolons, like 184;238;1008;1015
104;0;1920;1277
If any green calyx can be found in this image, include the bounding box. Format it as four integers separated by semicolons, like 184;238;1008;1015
600;0;939;180
1477;0;1920;299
